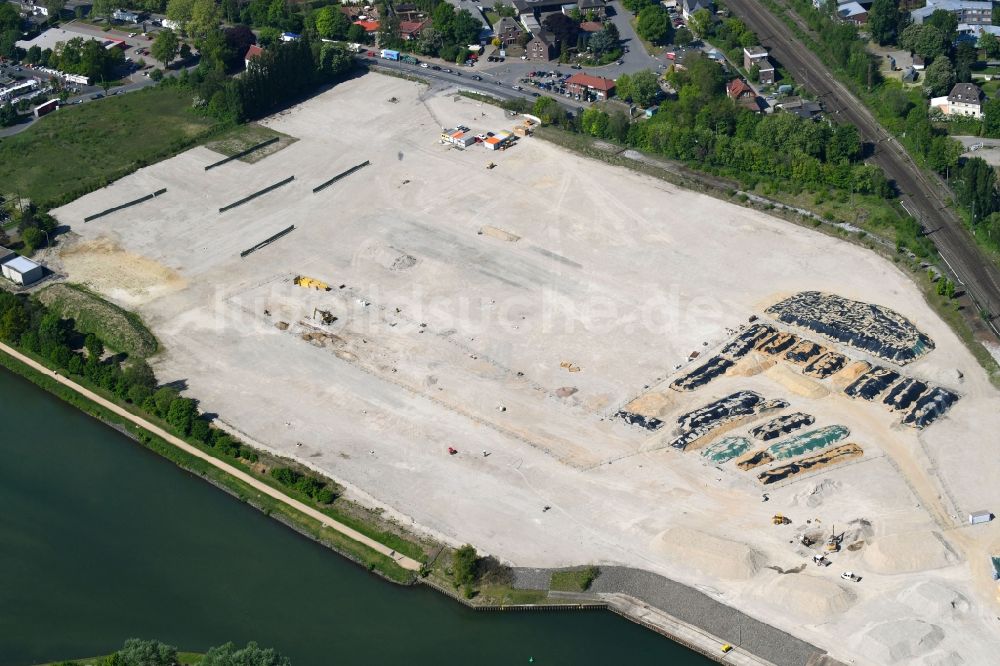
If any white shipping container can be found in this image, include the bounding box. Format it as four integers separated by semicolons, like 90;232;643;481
969;510;993;525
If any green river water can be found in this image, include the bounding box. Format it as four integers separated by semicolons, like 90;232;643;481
0;367;711;666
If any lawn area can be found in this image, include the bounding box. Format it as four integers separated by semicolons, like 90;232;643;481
36;283;159;357
550;566;600;592
0;85;221;208
204;123;297;164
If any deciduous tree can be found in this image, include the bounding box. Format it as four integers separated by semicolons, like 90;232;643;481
636;5;671;44
867;0;901;45
200;642;289;666
923;55;955;96
151;28;179;64
689;8;713;38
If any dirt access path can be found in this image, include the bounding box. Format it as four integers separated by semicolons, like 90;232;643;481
0;341;422;572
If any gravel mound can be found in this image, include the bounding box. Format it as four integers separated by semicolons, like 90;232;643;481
862;531;959;574
759;574;857;622
860;619;945;664
653;527;763;580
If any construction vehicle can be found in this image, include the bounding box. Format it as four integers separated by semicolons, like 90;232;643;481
486;161;496;169
826;527;844;553
447;447;458;455
313;308;337;325
294;275;331;291
720;644;733;654
772;514;791;525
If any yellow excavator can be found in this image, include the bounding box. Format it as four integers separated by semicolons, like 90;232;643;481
772;514;791;525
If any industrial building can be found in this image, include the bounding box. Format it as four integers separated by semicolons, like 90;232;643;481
1;254;44;286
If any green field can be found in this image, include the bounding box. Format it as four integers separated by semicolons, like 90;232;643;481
0;85;220;208
549;566;600;592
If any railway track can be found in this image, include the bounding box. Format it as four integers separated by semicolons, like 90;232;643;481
727;0;1000;339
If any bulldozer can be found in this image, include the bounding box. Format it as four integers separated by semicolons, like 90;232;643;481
486;161;496;170
772;514;791;525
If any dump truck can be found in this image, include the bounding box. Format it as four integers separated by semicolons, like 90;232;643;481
401;55;418;65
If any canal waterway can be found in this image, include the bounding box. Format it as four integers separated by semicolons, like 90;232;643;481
0;366;712;665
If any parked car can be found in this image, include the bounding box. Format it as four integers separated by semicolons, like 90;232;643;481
432;65;441;70
531;92;539;97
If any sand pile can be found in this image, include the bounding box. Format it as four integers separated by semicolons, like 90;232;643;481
897;581;970;618
859;619;944;664
831;361;871;391
765;363;830;399
58;237;185;306
653;527;763;580
862;531;959;574
758;573;856;622
730;354;777;377
624;391;676;418
790;478;842;508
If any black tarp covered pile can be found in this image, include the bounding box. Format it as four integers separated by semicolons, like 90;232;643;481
766;292;934;365
670;357;735;391
844;367;901;401
671;391;787;450
882;378;928;412
750;412;816;441
803;351;847;378
615;411;664;431
902;387;959;428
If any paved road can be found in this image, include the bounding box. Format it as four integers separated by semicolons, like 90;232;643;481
727;0;1000;338
0;339;423;572
474;2;667;84
365;56;587;113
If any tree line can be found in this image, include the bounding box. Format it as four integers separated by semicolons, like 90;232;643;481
563;55;887;198
786;0;881;89
0;290;272;465
54;637;289;666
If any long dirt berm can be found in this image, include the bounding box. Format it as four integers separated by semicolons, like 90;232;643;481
83;188;167;222
312;160;371;193
219;176;295;213
204;137;281;171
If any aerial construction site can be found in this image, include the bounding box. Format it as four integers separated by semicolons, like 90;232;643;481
50;74;1000;665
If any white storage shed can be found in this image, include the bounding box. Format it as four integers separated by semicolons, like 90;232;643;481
1;255;44;286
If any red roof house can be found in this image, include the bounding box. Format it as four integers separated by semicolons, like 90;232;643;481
244;44;264;69
399;19;428;40
726;78;762;112
565;73;616;100
354;19;381;34
726;78;753;100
